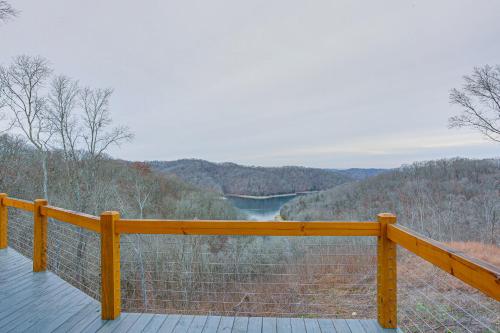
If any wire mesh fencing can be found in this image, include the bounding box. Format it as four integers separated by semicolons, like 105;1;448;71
120;235;377;318
7;209;33;258
398;247;500;333
46;219;101;300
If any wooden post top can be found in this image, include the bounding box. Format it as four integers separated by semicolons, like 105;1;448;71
377;213;396;223
0;193;7;204
101;211;120;217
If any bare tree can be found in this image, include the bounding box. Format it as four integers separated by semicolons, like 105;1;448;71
47;75;84;213
0;55;53;198
48;75;80;160
449;65;500;143
0;1;18;23
130;162;158;219
80;87;133;160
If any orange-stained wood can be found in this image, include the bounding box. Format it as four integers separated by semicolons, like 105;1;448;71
377;213;397;329
100;211;121;320
0;194;8;249
116;220;380;236
33;199;48;272
3;197;35;212
388;224;500;301
41;206;100;233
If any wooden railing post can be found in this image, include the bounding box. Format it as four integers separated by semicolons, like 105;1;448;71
100;211;121;320
33;199;48;271
0;193;8;249
377;213;397;328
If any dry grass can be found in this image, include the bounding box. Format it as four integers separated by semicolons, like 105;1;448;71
445;241;500;267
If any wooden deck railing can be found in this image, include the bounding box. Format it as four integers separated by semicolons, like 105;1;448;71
0;193;499;329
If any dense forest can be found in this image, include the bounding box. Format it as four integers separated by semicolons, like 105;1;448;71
332;168;388;180
281;158;500;244
149;159;351;196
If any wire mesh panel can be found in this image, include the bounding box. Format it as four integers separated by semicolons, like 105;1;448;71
398;247;500;333
8;209;33;258
121;235;377;318
46;219;101;300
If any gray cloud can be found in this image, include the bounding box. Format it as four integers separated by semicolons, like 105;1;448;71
2;0;499;167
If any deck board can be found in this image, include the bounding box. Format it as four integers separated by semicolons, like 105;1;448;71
0;248;401;332
303;319;321;333
290;318;306;333
202;315;222;333
187;315;208;333
262;318;277;333
247;317;263;333
142;314;168;333
172;315;196;333
127;313;155;332
332;319;351;333
159;313;182;332
218;316;235;333
318;319;337;333
52;302;101;333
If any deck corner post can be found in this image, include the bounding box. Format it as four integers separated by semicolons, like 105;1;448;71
33;198;48;271
100;211;121;320
0;193;8;249
377;213;397;329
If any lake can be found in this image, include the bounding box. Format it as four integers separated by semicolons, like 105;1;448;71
225;194;297;221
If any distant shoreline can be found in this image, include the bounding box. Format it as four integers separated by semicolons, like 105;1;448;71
225;191;319;200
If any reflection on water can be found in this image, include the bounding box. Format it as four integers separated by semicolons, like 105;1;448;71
226;195;296;221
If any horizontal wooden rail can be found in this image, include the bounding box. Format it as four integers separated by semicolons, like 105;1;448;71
116;220;380;236
40;206;100;233
388;224;500;301
3;197;35;212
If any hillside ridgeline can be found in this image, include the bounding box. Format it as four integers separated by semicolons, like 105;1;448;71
149;159;352;196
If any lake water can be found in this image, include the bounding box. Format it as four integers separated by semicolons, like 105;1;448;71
225;195;297;221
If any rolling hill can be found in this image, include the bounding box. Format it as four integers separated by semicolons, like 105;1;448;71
149;159;352;196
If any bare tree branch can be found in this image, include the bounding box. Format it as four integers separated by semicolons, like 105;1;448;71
0;1;18;23
449;65;500;143
47;75;80;159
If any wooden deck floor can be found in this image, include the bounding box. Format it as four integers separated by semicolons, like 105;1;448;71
0;248;400;332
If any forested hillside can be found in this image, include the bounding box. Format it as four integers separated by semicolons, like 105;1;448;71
0;135;241;220
333;168;388;180
149;159;351;196
281;158;500;243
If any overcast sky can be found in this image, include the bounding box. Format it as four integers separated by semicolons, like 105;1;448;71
2;0;499;168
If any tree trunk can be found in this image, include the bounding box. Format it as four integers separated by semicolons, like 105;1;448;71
40;151;49;199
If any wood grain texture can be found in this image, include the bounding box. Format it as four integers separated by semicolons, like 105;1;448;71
3;197;35;212
41;205;100;233
116;220;380;236
377;213;397;329
33;199;48;272
0;194;7;249
100;211;121;319
388;223;500;301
